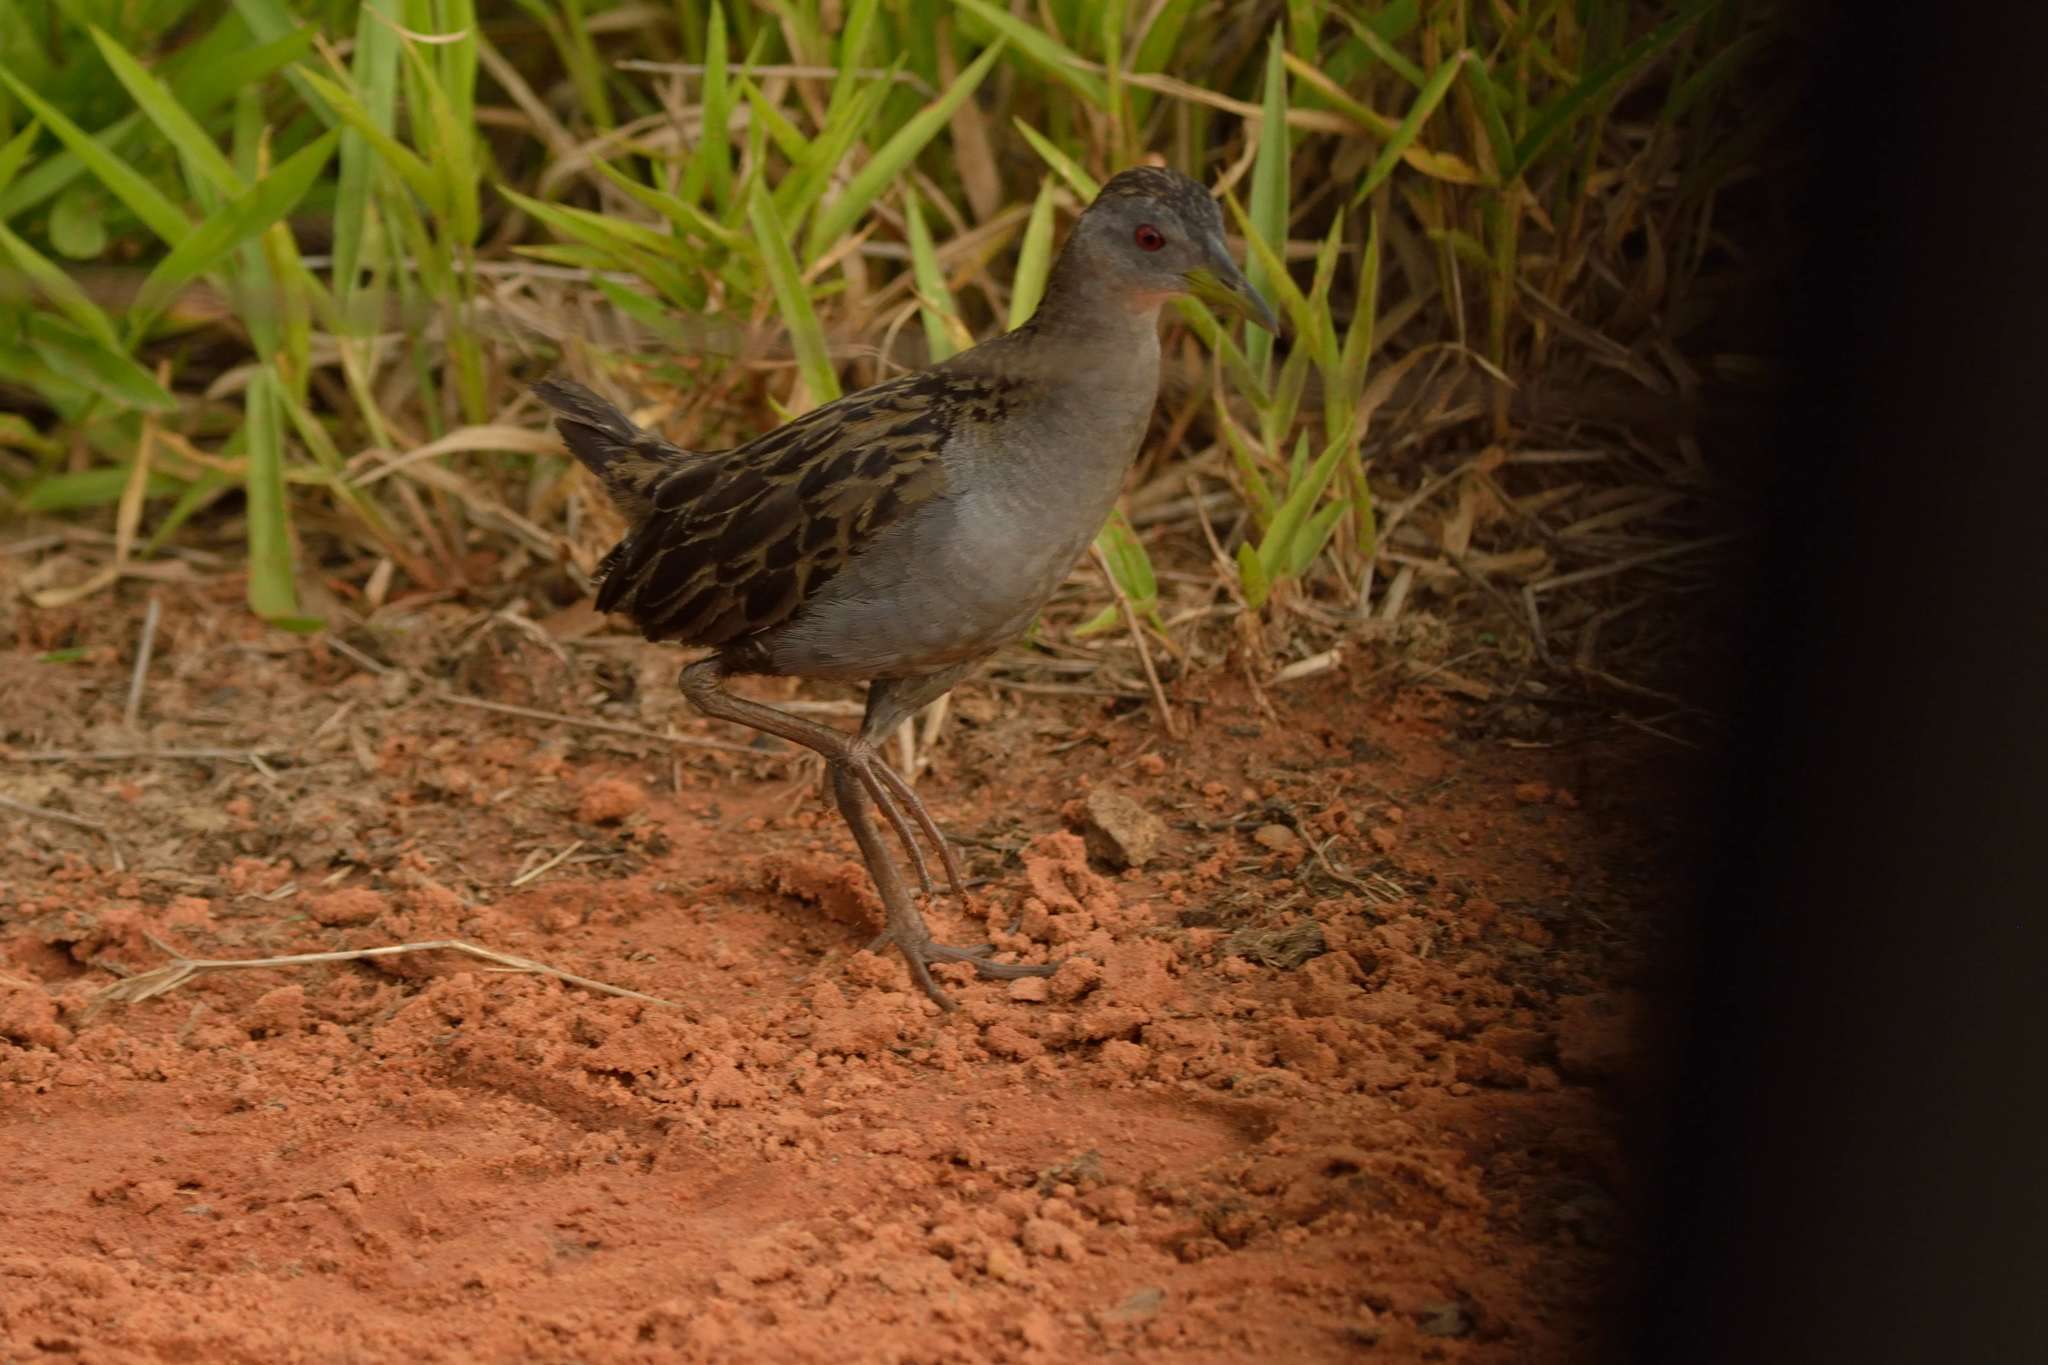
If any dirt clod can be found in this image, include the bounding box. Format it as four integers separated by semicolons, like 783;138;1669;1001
577;776;648;824
1253;822;1303;852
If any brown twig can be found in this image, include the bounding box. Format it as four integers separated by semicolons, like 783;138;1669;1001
9;746;281;765
123;594;162;730
0;793;125;870
1091;545;1181;739
91;934;680;1015
434;690;781;760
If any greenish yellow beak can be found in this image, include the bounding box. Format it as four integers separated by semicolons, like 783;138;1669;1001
1186;237;1281;334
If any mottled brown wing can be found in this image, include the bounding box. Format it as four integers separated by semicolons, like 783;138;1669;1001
598;372;993;646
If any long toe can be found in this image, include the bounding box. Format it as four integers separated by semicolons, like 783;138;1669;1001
879;933;1058;1006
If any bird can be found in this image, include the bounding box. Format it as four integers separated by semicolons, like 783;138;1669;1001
536;166;1277;1006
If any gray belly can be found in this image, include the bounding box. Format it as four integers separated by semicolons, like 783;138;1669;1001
760;479;1108;681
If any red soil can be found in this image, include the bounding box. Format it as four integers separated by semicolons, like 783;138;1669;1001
1;588;1681;1362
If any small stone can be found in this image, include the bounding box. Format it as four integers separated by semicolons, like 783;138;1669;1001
1252;823;1301;853
1082;789;1167;870
1007;976;1050;1004
1513;780;1552;806
1105;1286;1165;1323
1419;1302;1473;1337
577;777;647;824
1368;825;1398;852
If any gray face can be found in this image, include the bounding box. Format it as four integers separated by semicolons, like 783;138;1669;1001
1075;168;1280;331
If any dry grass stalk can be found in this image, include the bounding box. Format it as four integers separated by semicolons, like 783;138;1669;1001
92;935;680;1017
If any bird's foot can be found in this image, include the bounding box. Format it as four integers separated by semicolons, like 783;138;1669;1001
867;928;1058;1008
838;745;968;904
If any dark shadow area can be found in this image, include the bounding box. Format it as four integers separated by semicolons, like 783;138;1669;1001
1636;4;2048;1361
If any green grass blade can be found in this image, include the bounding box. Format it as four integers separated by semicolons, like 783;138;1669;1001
294;65;440;212
951;0;1104;104
1352;49;1467;204
902;183;964;361
593;160;745;250
331;0;400;313
23;466;182;512
1227;197;1319;365
0;223;122;353
0;121;41;202
1246;30;1290;377
1008;176;1059;329
242;368;298;619
806;38;1006;260
1013;118;1099;199
26;316;177;411
0;73;192;245
132;129;338;323
748;179;840;406
1513;1;1715;173
89;24;244;198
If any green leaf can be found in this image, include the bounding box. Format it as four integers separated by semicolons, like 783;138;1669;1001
0;72;192;246
90;24;244;198
0;223;122;353
1514;1;1716;172
243;369;298;619
806;38;1006;260
133;130;339;322
1008;176;1060;329
594;160;744;250
951;0;1103;104
748;180;840;406
1228;198;1321;365
683;1;734;210
1353;51;1467;204
1246;28;1291;376
1257;427;1354;582
903;183;964;361
0;120;40;202
1237;542;1271;610
48;184;109;259
25;317;176;411
23;465;182;512
1013;119;1099;200
294;64;440;213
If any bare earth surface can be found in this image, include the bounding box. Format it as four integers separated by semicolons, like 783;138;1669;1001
1;578;1687;1362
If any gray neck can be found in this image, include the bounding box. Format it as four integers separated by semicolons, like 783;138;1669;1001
1016;235;1166;389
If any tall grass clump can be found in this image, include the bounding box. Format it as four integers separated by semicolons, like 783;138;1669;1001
0;0;1778;639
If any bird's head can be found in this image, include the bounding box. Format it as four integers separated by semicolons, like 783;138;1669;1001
1071;166;1280;333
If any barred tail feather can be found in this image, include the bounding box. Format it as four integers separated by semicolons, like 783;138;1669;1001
533;376;685;525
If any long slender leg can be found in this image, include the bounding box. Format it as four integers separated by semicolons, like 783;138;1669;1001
859;671;979;900
831;763;1052;1006
681;658;935;893
682;656;1052;1004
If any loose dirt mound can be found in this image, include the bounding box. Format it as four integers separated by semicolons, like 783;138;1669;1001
1;589;1688;1361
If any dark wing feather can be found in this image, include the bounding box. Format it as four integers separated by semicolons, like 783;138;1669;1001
542;371;1011;649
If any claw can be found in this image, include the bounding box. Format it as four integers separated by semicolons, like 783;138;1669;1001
868;929;1059;1009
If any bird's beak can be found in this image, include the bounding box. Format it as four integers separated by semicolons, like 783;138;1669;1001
1185;235;1281;334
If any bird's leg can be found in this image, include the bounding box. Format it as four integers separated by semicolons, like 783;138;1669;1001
682;658;1051;1003
680;658;939;895
858;673;978;902
829;764;1053;1008
846;671;1056;1004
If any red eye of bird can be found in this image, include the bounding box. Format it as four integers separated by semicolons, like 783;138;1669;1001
1134;224;1166;251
